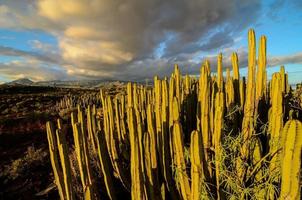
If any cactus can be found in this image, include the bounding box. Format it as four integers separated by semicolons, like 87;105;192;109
190;130;202;200
172;97;190;200
225;68;234;110
280;120;302;199
268;72;283;178
217;53;223;92
256;36;267;103
56;119;74;200
104;96;130;190
239;77;246;109
46;121;67;200
241;29;256;161
198;64;212;180
213;91;224;199
87;105;97;154
45;29;302;200
96;129;117;200
72;116;95;200
128;106;146;200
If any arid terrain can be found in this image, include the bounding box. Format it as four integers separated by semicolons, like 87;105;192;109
0;85;122;199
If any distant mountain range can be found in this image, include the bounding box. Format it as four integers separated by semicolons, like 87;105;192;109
6;78;34;86
2;78;131;88
4;78;298;89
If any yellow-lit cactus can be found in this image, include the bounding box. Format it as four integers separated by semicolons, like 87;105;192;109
45;29;302;200
225;68;235;109
268;72;283;177
213;91;224;199
46;121;68;200
172;97;190;200
241;29;256;161
72;120;95;199
95;129;117;200
190;130;202;200
280;120;302;200
198;64;212;179
256;36;267;103
217;53;223;92
128;106;146;200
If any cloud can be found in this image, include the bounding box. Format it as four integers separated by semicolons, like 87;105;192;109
268;52;302;67
29;40;57;53
0;0;263;81
0;45;62;64
0;59;68;81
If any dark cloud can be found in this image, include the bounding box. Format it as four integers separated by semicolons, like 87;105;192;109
2;0;294;82
0;45;62;64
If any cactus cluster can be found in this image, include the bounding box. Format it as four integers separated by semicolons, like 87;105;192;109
47;29;302;200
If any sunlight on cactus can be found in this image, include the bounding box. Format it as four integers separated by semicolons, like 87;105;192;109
45;29;302;200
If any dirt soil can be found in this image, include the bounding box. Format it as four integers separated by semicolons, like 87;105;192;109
0;85;90;200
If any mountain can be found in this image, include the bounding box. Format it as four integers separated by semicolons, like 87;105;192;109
2;78;130;88
6;78;34;86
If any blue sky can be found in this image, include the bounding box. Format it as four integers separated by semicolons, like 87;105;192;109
0;0;301;83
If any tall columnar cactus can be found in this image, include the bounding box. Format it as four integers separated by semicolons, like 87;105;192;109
114;98;122;144
232;52;241;107
172;97;190;200
241;29;256;161
213;91;224;200
250;137;265;199
280;120;302;200
255;36;267;102
280;66;287;94
143;130;161;200
46;121;68;200
174;64;181;108
217;53;223;92
95;128;117;200
198;65;212;178
105;96;130;189
225;68;234;110
161;78;176;197
128;106;146;200
87;105;97;154
268;73;284;176
239;77;246;109
56;119;74;200
210;76;218;137
232;52;240;80
71;116;95;200
190;130;203;200
135;104;146;177
146;104;160;196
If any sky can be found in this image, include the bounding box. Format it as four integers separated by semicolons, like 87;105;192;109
0;0;301;84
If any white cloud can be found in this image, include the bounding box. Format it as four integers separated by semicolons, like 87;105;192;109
268;52;302;67
0;59;68;81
